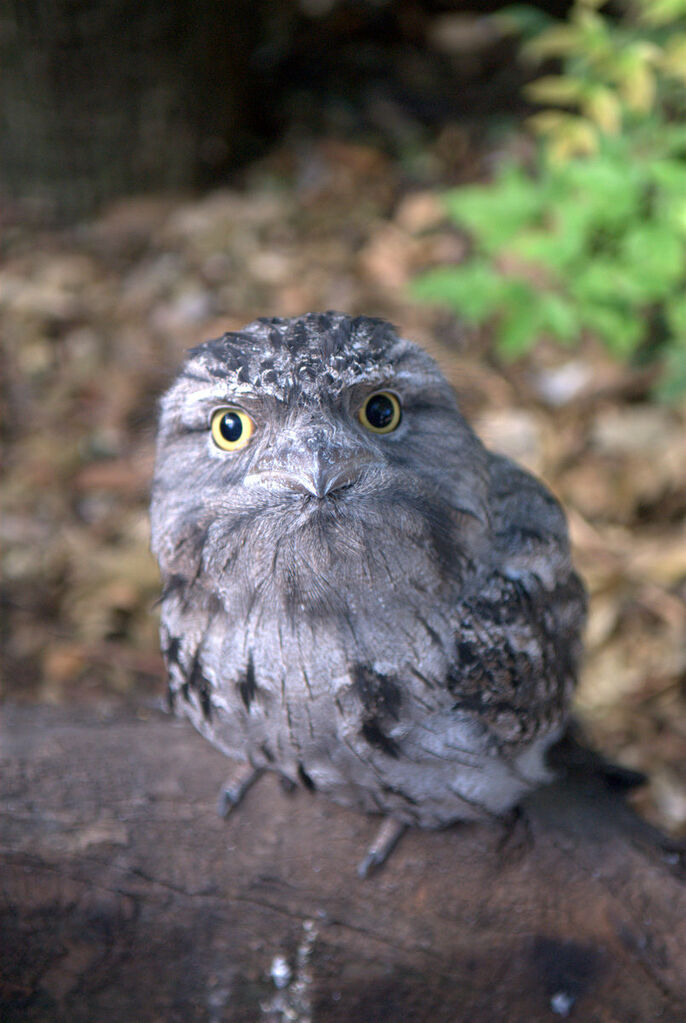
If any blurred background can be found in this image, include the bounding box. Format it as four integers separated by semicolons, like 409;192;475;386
1;0;685;835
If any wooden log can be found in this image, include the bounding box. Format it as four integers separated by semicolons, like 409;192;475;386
1;704;685;1023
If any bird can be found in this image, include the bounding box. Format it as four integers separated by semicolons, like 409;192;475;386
150;311;586;875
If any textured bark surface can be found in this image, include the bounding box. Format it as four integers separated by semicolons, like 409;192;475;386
1;704;685;1023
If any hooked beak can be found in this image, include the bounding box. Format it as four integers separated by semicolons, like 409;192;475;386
246;456;373;499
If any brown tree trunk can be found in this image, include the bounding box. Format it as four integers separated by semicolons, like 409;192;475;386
1;704;685;1022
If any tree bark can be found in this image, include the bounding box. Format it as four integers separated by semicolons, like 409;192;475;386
1;704;685;1023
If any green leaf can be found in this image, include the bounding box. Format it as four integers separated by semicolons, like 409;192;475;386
558;156;642;227
638;0;686;28
544;117;600;161
507;221;586;271
495;281;544;357
522;23;581;60
580;302;644;355
492;5;556;40
538;293;581;341
411;262;504;322
620;225;685;295
584;85;622;133
548;200;597;260
573;7;614;61
648;161;686;234
443;165;545;251
570;261;637;305
654;337;686;402
647;157;686;194
666;293;686;335
659;35;686;82
524;75;588;105
615;49;657;112
409;0;686;378
662;123;686;156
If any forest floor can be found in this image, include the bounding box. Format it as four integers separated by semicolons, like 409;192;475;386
2;117;685;837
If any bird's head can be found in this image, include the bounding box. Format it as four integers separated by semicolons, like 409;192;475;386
151;313;490;616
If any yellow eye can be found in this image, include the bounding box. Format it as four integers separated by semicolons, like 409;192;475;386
210;407;255;451
359;391;402;434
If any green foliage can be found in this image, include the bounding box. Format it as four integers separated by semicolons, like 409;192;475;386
412;0;686;398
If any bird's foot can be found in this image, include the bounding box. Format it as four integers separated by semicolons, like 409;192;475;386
496;804;534;861
279;775;298;795
217;764;264;818
357;817;406;878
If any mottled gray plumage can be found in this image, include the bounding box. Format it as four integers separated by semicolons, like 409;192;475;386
151;312;585;864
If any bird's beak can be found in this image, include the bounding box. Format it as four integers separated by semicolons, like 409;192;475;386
246;454;373;499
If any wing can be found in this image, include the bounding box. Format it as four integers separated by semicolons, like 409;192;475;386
487;452;578;591
447;453;586;747
159;575;220;733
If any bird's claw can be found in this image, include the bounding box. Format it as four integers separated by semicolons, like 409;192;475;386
357;817;406;878
217;764;263;818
